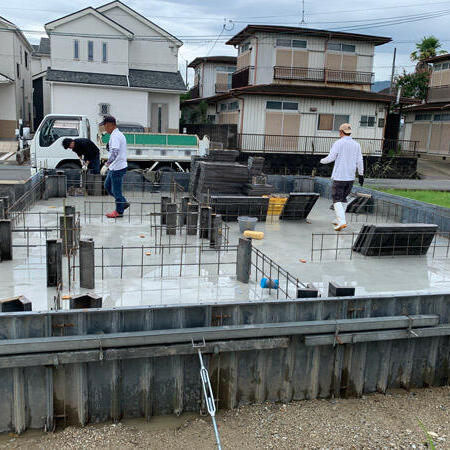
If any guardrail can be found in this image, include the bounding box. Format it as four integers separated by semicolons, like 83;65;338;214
237;133;418;156
273;66;373;84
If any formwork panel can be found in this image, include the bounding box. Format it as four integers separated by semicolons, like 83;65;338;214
87;361;115;423
121;359;146;418
235;350;259;405
24;366;48;430
290;338;310;401
434;336;450;386
410;337;436;388
152;356;178;416
264;348;287;403
317;345;335;398
0;369;14;432
362;341;386;394
181;354;202;413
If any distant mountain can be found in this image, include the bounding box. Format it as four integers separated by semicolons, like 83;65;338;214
372;80;391;93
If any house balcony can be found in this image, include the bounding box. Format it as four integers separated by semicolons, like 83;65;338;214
273;66;374;85
427;85;450;103
231;66;254;89
215;83;231;94
188;85;200;99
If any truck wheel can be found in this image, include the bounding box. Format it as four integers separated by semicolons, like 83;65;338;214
58;162;81;170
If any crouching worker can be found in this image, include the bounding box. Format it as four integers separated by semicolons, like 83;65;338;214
99;115;129;218
62;137;101;174
320;123;364;231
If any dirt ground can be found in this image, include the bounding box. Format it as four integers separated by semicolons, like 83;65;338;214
1;387;449;449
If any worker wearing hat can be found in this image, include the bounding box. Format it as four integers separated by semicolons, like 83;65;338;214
99;115;129;218
320;123;364;231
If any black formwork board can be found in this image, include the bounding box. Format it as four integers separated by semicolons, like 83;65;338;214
280;193;320;221
355;223;438;256
346;194;374;214
352;224;373;253
209;195;269;222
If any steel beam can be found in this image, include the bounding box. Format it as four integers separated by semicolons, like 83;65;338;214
305;324;450;345
0;338;290;369
0;315;439;356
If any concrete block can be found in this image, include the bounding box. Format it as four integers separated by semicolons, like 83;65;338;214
80;239;95;289
166;203;177;236
199;206;212;239
236;237;252;283
0;295;32;312
296;288;319;298
161;196;170;225
209;214;222;250
70;293;102;310
56;171;67;198
0;219;12;261
46;239;62;287
328;282;355;297
187;202;198;235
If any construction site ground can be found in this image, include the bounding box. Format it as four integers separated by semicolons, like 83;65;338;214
2;195;450;310
0;386;448;449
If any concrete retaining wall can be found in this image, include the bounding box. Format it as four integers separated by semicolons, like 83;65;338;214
0;292;448;433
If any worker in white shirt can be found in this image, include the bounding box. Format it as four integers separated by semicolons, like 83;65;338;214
99;116;129;218
320;123;364;231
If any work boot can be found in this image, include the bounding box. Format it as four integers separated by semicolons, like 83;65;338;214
333;202;347;231
123;202;130;211
332;203;347;225
106;210;123;218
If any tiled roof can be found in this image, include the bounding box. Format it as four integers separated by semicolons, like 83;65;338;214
47;68;186;90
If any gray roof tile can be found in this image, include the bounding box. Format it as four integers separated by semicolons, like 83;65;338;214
47;69;128;86
128;69;186;90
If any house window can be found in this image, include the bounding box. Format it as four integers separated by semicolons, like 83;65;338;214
378;118;385;128
434;113;450;121
276;39;307;48
16;63;20;79
216;66;235;72
328;42;356;52
99;103;110;115
318;114;350;131
414;113;432;121
207;115;216;123
282;102;298;111
24;52;28;69
266;101;282;110
220;104;227;112
102;43;107;63
74;40;79;59
88;41;94;61
228;102;239;111
443;62;450;70
434;64;441;71
360;115;376;127
239;42;250;54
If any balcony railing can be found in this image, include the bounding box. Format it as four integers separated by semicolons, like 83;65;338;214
237;133;418;156
215;83;231;93
427;85;450;103
188;85;200;99
274;66;374;85
232;66;254;89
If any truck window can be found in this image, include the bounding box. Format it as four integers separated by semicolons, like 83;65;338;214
39;119;80;147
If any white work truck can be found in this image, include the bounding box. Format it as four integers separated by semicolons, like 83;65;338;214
30;114;208;171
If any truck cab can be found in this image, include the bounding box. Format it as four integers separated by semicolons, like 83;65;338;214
31;114;90;170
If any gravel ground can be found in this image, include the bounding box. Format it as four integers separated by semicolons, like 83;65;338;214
1;387;449;449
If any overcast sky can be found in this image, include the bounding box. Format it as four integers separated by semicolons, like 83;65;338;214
3;0;450;84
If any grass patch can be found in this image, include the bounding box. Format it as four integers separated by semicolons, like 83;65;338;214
371;188;450;208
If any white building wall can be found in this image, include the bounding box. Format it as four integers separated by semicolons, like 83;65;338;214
0;32;14;78
51;83;148;138
0;84;16;119
31;55;50;76
240;95;385;139
147;92;180;131
251;32;376;86
49;15;129;75
100;6;179;73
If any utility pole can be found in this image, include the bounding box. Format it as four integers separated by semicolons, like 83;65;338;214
185;59;189;89
389;47;397;96
300;0;306;25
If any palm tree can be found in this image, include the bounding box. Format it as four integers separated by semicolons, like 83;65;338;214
410;36;447;70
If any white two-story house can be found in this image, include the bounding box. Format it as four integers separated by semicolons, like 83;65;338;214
0;15;33;138
43;1;186;138
183;25;415;154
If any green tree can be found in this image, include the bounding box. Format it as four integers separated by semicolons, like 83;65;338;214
410;35;446;63
395;69;430;100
